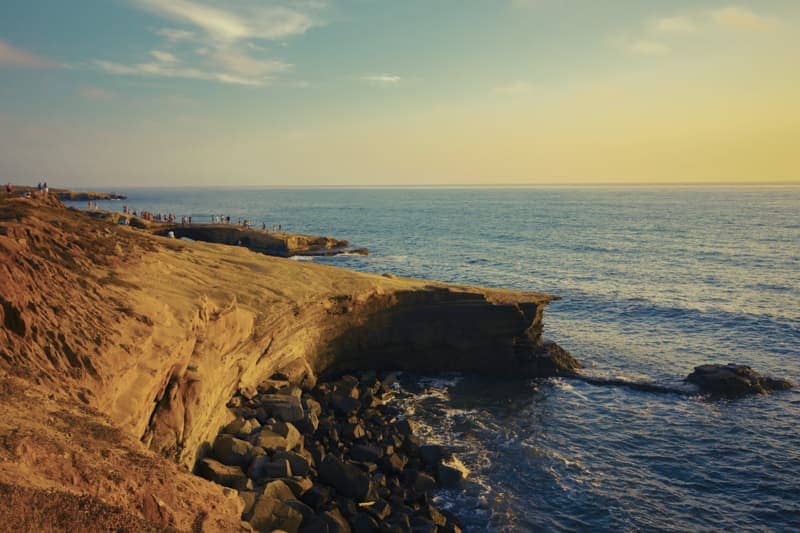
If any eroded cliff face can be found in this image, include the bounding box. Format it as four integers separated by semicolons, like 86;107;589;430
0;196;572;530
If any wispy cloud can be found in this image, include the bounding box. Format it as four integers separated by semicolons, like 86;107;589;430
93;1;325;86
154;27;196;42
652;16;696;34
150;50;179;63
0;39;56;68
622;5;779;59
711;6;778;32
361;74;401;86
94;59;272;86
134;0;317;42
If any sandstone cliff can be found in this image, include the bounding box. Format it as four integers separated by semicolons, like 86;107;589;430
0;195;571;530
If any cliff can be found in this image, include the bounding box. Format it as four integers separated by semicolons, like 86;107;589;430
0;194;574;530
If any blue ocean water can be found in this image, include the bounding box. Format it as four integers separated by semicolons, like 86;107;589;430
76;187;800;531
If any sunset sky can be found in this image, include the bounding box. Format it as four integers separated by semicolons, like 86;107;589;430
1;1;798;187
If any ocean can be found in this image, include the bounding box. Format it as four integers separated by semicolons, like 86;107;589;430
73;187;800;531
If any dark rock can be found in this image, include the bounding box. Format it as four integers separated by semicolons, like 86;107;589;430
212;434;254;468
286;499;317;524
282;476;314;498
350;444;383;463
248;494;304;532
395;419;416;436
322;508;352;533
686;363;794;396
300;484;333;510
352;513;379;533
319;455;375;501
410;517;436;533
274;449;312;476
436;457;469;488
364;498;392;521
330;393;361;416
299;515;330;533
196;458;252;491
248;456;292;481
260;394;305;422
418;445;445;466
413;472;437;494
525;339;582;376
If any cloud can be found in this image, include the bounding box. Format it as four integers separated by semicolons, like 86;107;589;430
627;40;671;57
653;16;696;33
94;59;268;86
0;39;56;68
134;0;317;42
91;1;325;86
77;85;114;101
711;6;778;31
361;74;401;86
491;81;532;96
213;50;290;77
150;50;179;63
154;27;196;42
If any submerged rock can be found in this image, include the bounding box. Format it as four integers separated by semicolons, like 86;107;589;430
686;364;793;397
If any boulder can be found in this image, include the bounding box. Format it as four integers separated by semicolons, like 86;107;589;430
352;513;379;533
248;456;292;481
273;449;311;476
258;378;291;394
300;484;333;510
197;458;252;491
322;508;352;533
239;490;257;517
247;494;304;533
212;434;254;468
364;498;392;521
413;472;437;494
436;456;469;488
260;394;305;422
418;445;446;466
394;419;416;436
319;455;375;501
263;479;297;502
222;417;261;438
254;422;301;451
329;393;362;416
350;444;383;463
686;364;793;396
281;476;313;498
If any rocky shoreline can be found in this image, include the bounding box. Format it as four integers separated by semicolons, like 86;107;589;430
199;371;467;532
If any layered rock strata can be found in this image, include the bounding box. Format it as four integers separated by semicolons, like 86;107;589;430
0;195;575;530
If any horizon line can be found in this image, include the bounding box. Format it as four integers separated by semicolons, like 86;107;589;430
64;180;800;191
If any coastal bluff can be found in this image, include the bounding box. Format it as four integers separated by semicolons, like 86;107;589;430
0;194;575;530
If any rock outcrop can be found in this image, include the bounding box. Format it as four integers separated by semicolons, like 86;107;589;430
153;223;368;257
686;364;793;397
0;194;575;530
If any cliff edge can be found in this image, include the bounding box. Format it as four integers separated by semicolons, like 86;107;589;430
0;195;574;530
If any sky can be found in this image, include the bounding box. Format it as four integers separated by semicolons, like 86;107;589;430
0;0;798;187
